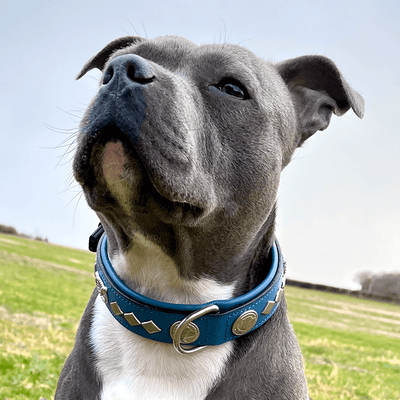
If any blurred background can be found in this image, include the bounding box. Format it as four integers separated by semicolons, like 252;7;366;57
0;0;399;290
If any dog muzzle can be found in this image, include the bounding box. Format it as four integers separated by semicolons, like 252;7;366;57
90;225;286;355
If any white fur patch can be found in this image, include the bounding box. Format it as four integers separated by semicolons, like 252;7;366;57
110;233;236;305
92;238;236;399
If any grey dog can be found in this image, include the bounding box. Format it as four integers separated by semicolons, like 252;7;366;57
55;35;364;399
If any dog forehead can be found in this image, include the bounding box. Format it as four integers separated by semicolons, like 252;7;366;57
110;35;197;67
111;36;274;72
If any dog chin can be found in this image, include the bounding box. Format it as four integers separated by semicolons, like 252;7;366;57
75;139;208;229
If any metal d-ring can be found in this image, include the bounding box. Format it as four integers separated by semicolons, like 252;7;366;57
171;304;219;355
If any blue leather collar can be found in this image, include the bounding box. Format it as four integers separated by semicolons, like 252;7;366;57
94;234;286;351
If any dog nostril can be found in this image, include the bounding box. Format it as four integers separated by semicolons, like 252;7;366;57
126;63;155;84
102;66;114;85
127;64;137;82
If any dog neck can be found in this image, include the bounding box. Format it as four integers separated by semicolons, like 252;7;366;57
237;206;277;295
101;205;277;305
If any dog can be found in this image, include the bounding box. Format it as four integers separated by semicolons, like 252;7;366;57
55;35;364;399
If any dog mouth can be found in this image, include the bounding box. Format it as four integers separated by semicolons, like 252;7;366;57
73;125;205;224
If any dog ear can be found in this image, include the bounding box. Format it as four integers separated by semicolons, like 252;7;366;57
76;36;145;80
277;56;365;145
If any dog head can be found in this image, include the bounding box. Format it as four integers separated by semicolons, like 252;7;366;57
73;36;364;294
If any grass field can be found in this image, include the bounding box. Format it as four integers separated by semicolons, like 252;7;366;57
0;233;399;399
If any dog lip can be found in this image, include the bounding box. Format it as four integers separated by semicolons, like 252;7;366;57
144;173;207;223
142;166;210;222
148;174;202;207
146;194;206;225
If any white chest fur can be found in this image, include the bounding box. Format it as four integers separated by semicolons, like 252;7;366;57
91;239;235;400
91;297;233;400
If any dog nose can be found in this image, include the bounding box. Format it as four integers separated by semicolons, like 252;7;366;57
102;54;155;86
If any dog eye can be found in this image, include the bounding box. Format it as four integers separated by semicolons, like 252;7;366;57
214;79;249;100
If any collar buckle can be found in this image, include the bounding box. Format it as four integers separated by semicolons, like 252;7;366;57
89;223;105;252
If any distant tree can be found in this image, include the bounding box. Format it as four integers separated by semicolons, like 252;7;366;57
34;235;49;243
0;223;43;241
355;270;400;299
0;224;18;235
354;270;374;292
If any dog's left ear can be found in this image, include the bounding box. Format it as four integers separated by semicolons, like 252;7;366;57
76;36;145;80
277;56;365;146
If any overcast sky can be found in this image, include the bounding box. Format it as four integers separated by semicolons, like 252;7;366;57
1;0;399;290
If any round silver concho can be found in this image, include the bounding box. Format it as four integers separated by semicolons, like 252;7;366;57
232;310;258;336
170;321;200;344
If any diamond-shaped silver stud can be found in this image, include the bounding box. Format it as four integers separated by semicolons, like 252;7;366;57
142;321;162;334
261;286;285;315
261;300;275;315
124;312;141;326
110;301;123;316
275;288;284;303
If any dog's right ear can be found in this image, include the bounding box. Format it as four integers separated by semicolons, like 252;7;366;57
76;36;145;80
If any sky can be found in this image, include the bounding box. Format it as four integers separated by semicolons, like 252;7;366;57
0;0;399;290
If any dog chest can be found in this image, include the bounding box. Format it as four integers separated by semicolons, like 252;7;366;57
91;296;233;400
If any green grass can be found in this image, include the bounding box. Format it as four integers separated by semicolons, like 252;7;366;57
0;233;399;399
285;286;400;399
0;234;95;399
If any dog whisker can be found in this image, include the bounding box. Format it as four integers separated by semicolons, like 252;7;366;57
124;18;140;37
55;105;84;120
57;183;80;195
55;137;78;167
56;144;77;158
65;189;84;208
50;141;77;149
140;20;148;39
72;191;85;224
56;154;76;168
43;122;79;134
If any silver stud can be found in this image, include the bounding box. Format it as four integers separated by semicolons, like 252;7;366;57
232;310;258;336
142;321;162;334
281;276;287;289
282;259;287;288
124;312;141;326
94;271;108;303
275;288;284;303
110;301;123;316
170;321;200;344
261;300;275;315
